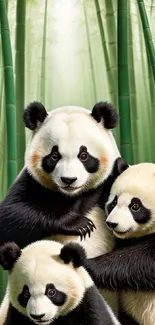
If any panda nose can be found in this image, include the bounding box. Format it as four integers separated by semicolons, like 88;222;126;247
30;313;45;320
61;177;77;185
106;221;118;230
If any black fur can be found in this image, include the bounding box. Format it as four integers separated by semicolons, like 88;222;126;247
106;196;117;215
85;233;155;291
129;198;151;224
18;285;30;308
0;242;21;270
4;287;119;325
91;102;118;129
23;102;48;130
60;243;86;267
45;284;67;306
0;157;124;249
42;146;61;173
78;146;99;173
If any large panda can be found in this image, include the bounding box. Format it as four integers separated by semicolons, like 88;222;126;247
0;101;123;314
85;162;155;325
0;240;121;325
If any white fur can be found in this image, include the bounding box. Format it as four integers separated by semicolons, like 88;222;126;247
106;163;155;324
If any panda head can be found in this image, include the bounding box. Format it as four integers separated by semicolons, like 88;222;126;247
24;101;119;195
0;241;93;325
105;163;155;239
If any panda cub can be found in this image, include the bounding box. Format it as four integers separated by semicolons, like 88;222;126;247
85;162;155;325
0;240;120;325
0;101;122;314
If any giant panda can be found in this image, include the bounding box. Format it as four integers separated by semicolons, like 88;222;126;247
0;240;121;325
85;162;155;325
0;101;124;315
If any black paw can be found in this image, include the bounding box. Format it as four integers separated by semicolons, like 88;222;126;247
78;219;96;241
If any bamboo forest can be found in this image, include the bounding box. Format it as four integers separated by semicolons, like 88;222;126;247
0;0;155;306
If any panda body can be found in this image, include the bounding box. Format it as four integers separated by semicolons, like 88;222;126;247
0;101;121;315
85;163;155;325
0;240;120;325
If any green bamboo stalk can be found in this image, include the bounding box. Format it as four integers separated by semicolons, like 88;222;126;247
137;0;155;80
94;0;114;93
15;0;26;172
81;0;97;102
0;0;17;188
40;0;48;105
117;0;134;164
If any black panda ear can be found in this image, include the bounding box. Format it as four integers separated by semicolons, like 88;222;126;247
23;101;48;130
0;242;21;271
60;243;86;268
91;102;118;129
112;157;129;177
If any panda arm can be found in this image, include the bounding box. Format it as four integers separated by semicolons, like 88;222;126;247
85;237;155;291
4;303;32;325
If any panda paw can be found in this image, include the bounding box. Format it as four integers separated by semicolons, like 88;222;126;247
78;219;96;241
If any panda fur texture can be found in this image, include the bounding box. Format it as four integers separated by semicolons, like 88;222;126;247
85;162;155;325
0;240;121;325
0;101;123;315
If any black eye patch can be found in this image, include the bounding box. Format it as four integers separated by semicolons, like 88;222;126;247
18;285;30;308
129;197;151;224
78;146;99;173
42;145;61;173
106;196;117;215
45;284;66;306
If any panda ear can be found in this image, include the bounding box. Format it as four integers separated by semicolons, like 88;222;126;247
60;243;86;268
91;102;118;129
0;243;21;271
23;101;48;130
112;157;129;177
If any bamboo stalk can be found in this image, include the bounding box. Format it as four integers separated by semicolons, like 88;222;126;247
15;0;26;172
81;0;97;102
94;0;114;94
0;0;17;188
117;0;134;164
137;0;155;80
40;0;48;105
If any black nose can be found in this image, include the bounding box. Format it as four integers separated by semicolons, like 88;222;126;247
106;221;118;229
61;177;77;185
30;313;45;320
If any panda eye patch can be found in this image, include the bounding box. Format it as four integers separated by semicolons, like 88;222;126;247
106;196;117;215
78;146;99;173
130;198;141;212
129;197;151;224
18;285;30;308
45;284;67;306
42;145;61;173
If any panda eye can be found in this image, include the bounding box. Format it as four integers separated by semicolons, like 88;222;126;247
131;203;140;211
47;288;56;297
80;152;88;161
51;152;59;160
